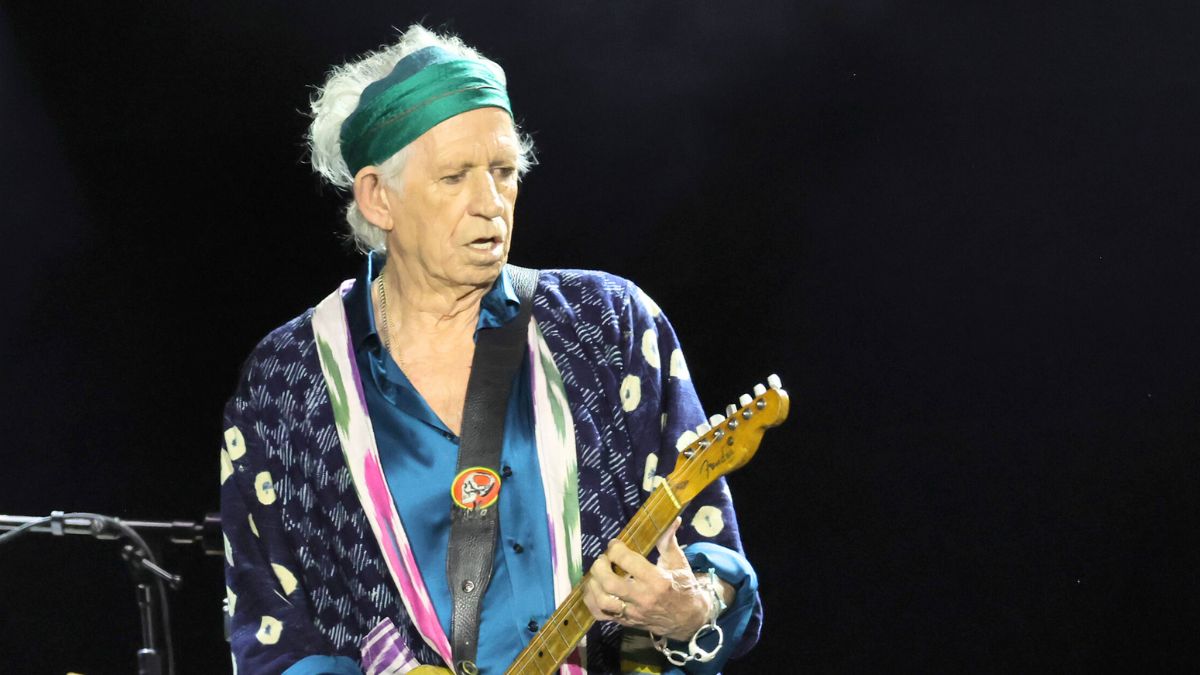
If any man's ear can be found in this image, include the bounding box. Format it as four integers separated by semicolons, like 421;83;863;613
353;166;395;232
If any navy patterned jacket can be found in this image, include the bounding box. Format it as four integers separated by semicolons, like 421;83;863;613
220;269;761;674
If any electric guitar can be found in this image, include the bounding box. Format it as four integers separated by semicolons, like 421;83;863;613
412;375;790;675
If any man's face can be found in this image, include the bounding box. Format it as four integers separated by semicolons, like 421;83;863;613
386;107;520;291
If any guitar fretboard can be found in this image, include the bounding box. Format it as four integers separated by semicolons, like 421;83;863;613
505;480;686;674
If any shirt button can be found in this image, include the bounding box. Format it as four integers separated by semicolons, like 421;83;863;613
501;465;513;478
512;542;524;553
527;620;538;633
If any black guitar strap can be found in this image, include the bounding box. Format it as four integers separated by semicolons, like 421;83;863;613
446;264;539;675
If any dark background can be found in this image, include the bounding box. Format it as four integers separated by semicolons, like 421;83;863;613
2;1;1198;672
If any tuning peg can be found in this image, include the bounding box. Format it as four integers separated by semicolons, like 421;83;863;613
739;393;753;407
708;413;726;426
752;383;767;396
725;403;737;417
768;374;782;389
696;421;712;434
675;430;699;451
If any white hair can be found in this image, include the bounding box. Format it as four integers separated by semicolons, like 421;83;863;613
307;25;535;253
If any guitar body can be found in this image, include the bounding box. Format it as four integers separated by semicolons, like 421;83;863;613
398;379;788;675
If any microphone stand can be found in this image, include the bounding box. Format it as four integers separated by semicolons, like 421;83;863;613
0;512;224;554
0;511;224;675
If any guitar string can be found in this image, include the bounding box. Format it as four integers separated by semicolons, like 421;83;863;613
508;437;738;673
508;405;777;672
491;405;773;672
507;481;685;674
508;488;671;674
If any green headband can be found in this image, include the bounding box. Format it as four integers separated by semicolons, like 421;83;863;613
339;46;513;176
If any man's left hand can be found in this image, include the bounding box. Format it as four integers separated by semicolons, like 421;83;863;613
582;517;725;640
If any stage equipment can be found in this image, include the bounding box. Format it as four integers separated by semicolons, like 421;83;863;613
0;511;223;675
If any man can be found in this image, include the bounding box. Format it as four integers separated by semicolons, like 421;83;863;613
221;25;760;675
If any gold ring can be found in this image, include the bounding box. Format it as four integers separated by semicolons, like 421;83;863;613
604;595;628;619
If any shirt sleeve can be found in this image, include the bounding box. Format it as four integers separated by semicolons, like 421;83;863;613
221;353;361;675
669;543;760;675
617;281;764;661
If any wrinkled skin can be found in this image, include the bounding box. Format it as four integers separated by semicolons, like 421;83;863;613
582;518;733;640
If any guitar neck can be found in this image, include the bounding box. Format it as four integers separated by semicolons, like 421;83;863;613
505;379;790;674
505;482;686;675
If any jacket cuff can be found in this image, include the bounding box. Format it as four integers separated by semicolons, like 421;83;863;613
662;543;759;675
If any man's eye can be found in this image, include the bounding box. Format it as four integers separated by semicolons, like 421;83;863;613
442;172;466;184
493;167;516;180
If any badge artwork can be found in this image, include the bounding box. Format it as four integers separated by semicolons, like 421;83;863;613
452;468;502;510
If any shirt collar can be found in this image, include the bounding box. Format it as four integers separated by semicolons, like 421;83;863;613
345;251;522;352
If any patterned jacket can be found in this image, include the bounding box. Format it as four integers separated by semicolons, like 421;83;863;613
220;269;761;674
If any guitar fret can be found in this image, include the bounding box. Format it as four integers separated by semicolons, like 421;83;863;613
503;386;786;673
551;618;573;649
517;632;556;674
621;489;680;556
568;599;590;634
644;504;662;532
621;492;662;553
634;520;653;550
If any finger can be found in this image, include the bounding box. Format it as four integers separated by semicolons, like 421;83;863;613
584;579;630;621
655;517;688;570
604;540;659;583
582;576;618;620
607;595;630;619
581;579;603;618
583;595;615;622
590;552;620;581
588;553;626;595
655;517;682;552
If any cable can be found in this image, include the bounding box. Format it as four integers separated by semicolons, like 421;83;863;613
0;511;97;545
156;576;176;675
97;515;177;675
0;512;176;675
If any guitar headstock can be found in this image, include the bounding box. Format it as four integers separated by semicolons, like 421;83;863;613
663;374;790;504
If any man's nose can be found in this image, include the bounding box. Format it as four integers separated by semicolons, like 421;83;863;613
469;170;504;219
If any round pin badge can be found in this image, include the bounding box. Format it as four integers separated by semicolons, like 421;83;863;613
451;467;502;509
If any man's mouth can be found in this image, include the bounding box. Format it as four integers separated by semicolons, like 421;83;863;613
468;237;501;250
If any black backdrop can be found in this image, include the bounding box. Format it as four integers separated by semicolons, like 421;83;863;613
2;1;1198;672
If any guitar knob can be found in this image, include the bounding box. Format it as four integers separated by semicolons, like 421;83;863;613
709;413;726;426
753;383;767;396
696;422;712;434
725;404;737;417
768;374;782;389
739;394;753;407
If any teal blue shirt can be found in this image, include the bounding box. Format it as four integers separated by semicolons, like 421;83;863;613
282;255;757;675
343;254;556;674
